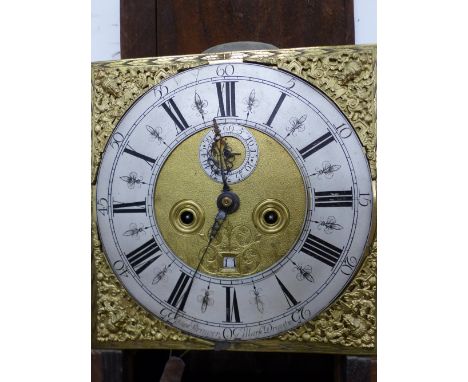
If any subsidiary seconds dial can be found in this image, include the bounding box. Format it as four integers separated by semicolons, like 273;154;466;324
199;123;259;184
96;62;374;342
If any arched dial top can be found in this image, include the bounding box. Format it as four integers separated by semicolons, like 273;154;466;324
96;62;374;342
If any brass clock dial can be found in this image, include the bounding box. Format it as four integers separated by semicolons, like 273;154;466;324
96;61;374;342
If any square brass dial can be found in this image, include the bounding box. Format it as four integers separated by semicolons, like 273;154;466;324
91;45;376;354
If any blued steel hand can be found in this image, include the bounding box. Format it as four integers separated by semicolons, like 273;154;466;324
174;209;227;319
174;120;237;319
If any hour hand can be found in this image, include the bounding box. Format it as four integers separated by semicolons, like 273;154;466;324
209;209;227;241
208;189;241;240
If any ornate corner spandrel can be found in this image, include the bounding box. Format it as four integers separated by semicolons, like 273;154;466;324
91;59;208;184
247;45;377;181
91;46;377;353
92;212;214;349
277;239;377;350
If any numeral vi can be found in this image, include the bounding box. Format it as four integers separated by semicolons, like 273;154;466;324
224;286;241;323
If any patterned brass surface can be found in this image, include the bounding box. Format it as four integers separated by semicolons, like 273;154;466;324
154;128;306;277
92;45;377;353
169;200;205;234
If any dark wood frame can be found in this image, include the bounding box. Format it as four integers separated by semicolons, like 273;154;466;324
120;0;355;58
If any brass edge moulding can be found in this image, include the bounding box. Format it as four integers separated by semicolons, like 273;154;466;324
92;45;377;353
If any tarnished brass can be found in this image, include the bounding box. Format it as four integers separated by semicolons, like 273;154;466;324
221;197;232;207
92;45;377;353
169;200;205;234
252;199;290;234
154;128;307;277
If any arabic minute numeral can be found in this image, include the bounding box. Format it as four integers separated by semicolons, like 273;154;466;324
216;64;235;76
112;260;129;277
341;255;358;276
97;198;109;216
153;85;169;100
110;132;124;149
336;123;352;139
359;193;372;206
286;77;296;89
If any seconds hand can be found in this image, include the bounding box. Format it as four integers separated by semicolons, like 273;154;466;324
174;119;236;319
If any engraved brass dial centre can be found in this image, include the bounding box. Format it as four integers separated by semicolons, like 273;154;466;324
154;127;307;277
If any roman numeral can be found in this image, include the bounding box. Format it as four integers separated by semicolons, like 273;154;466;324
167;271;192;312
126;237;161;275
224;287;241;323
123;147;156;166
301;233;343;267
266;92;286;126
315;189;353;208
216;81;237;117
113;200;146;214
161;98;189;132
298;131;335;159
275;275;299;308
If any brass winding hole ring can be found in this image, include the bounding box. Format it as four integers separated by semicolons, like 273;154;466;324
169;200;205;234
252;199;290;234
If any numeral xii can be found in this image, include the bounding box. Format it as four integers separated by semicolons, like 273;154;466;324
216;81;237;117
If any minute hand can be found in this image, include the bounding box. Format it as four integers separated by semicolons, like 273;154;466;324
173;208;227;319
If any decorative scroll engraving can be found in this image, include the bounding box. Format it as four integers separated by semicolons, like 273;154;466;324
198;220;262;275
92;45;377;353
92;62;205;183
278;240;377;349
92;218;212;348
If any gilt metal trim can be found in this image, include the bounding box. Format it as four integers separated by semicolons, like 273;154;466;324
91;45;377;353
